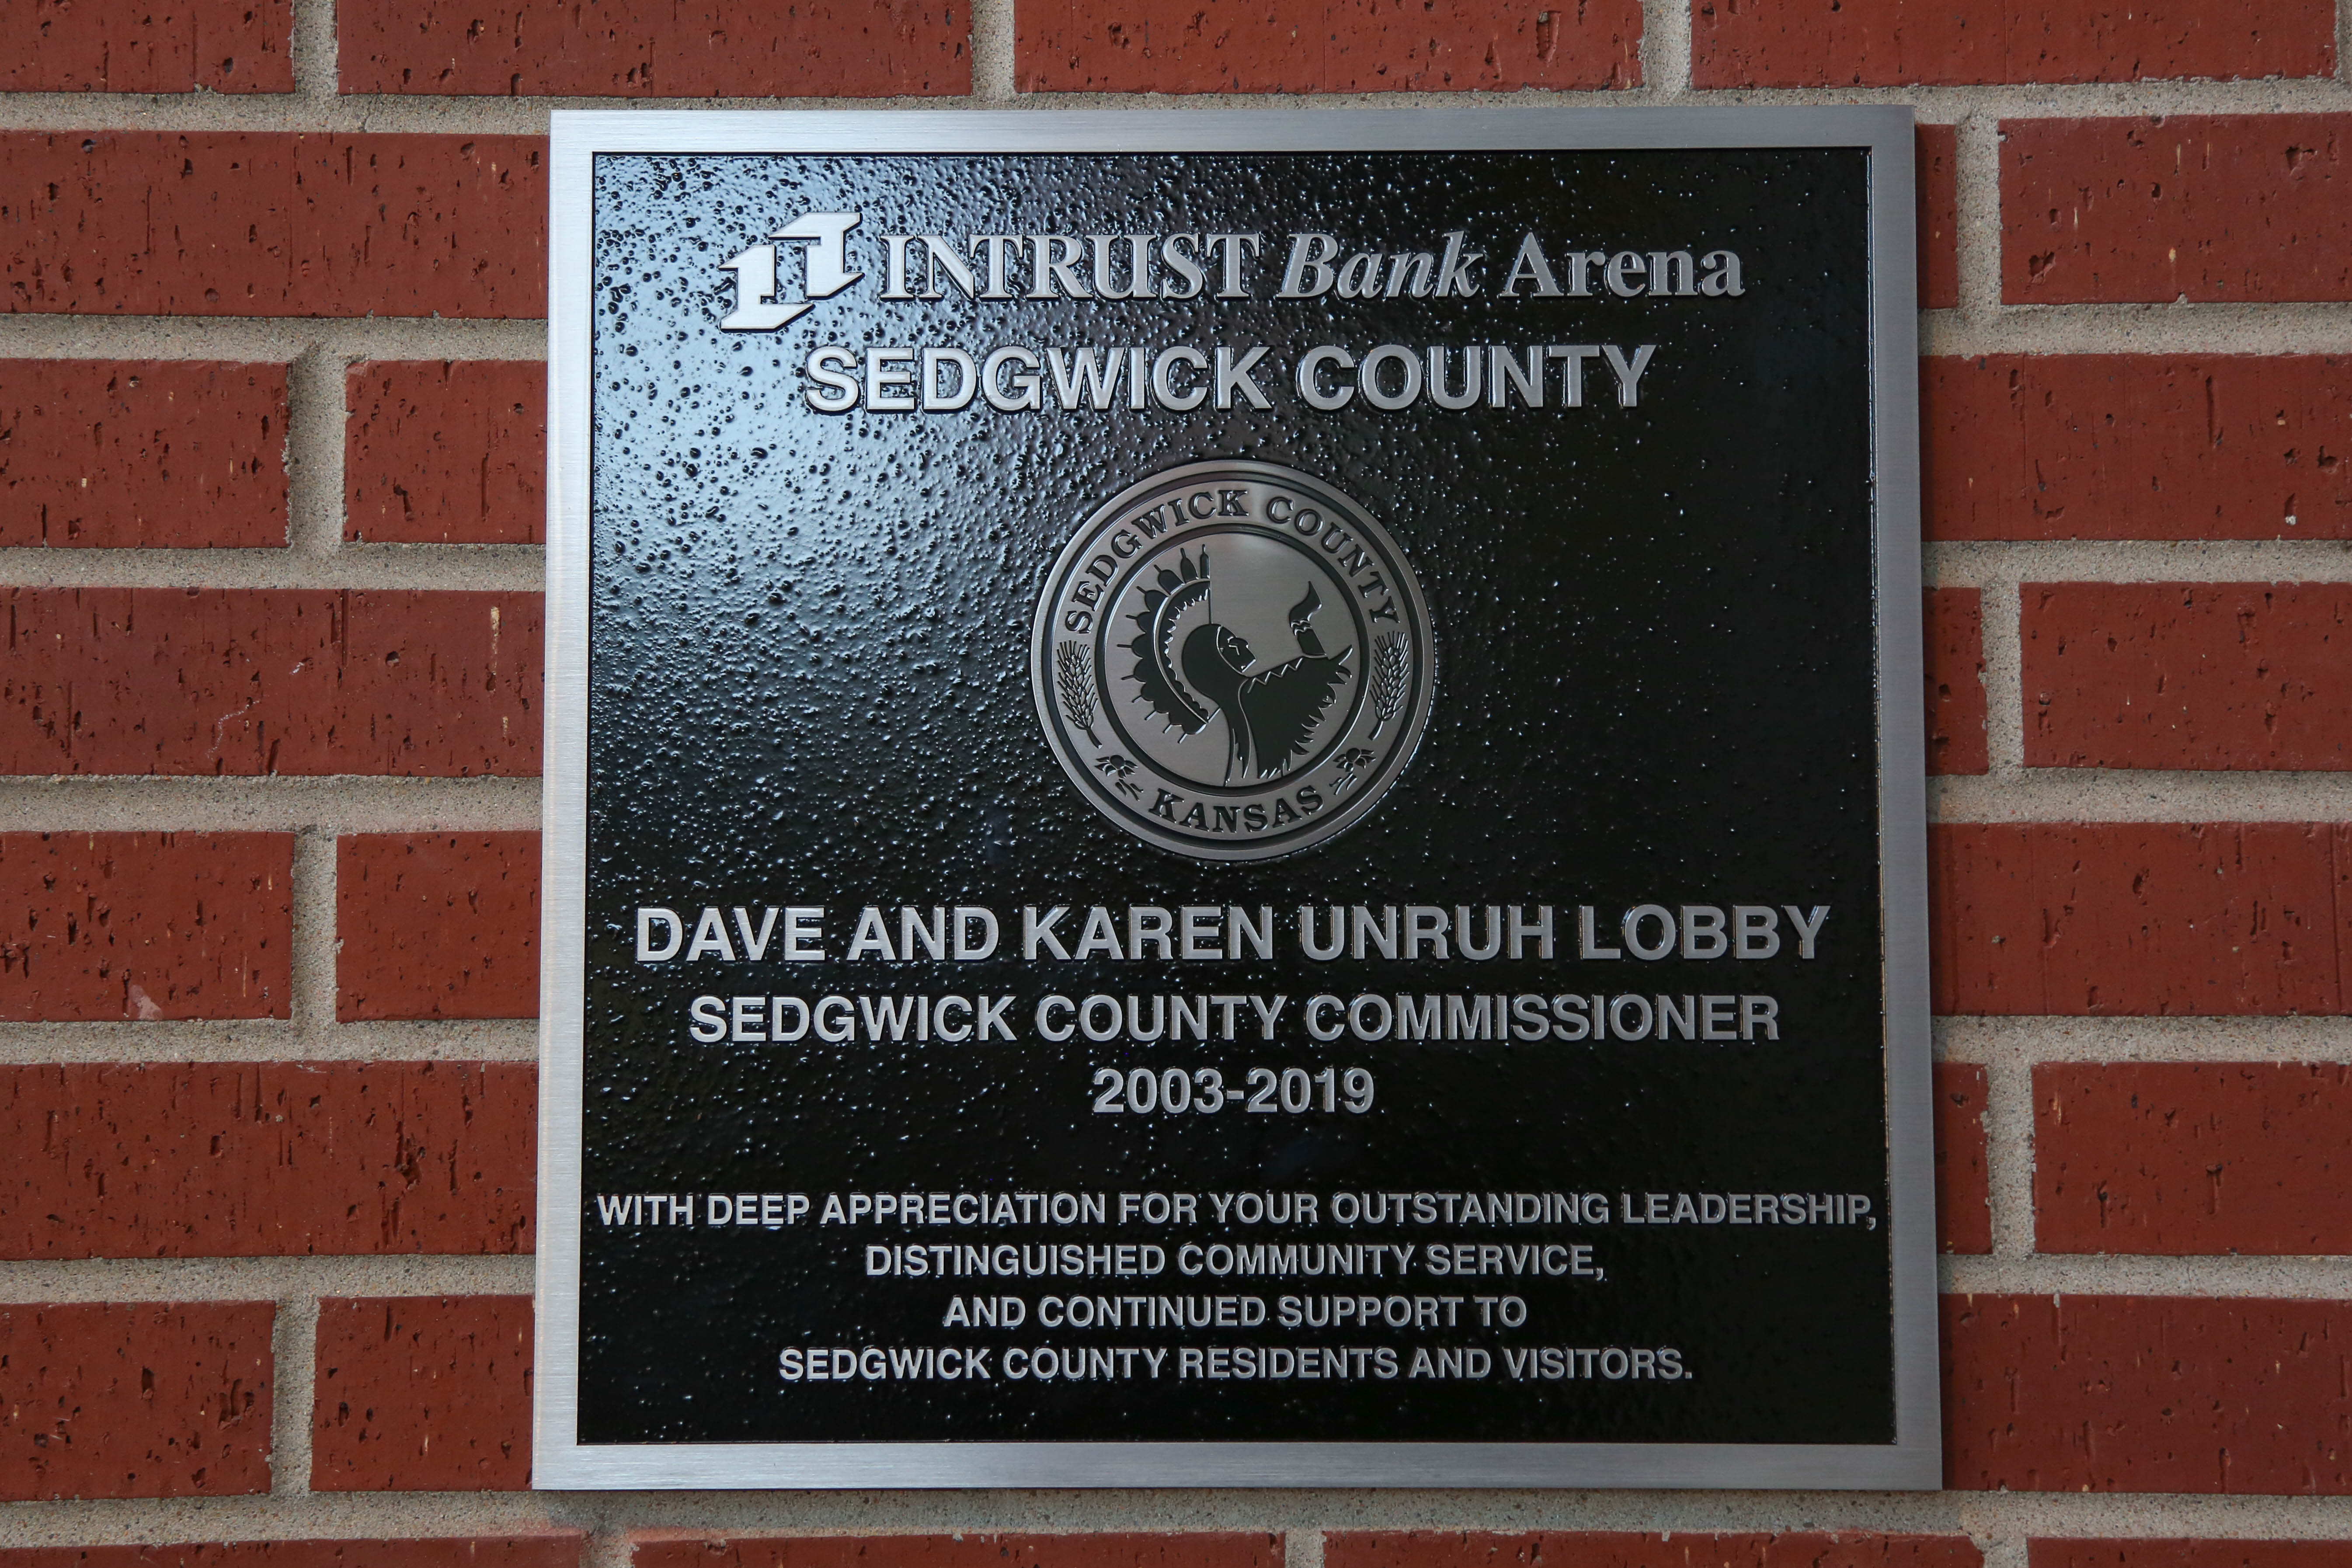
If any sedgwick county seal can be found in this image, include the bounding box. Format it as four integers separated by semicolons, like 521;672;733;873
1032;461;1434;861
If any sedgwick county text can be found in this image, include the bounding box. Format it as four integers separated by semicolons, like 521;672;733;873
800;341;1660;415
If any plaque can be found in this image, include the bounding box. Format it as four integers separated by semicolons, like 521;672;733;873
536;108;1937;1489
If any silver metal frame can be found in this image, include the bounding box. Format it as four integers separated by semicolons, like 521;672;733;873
539;106;1935;1491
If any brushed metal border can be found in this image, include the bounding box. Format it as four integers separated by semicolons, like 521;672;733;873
537;105;1934;1492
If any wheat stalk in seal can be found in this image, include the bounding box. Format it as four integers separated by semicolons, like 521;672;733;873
1055;640;1103;747
1365;632;1411;739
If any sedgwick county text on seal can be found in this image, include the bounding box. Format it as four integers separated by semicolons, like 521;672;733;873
1031;461;1435;862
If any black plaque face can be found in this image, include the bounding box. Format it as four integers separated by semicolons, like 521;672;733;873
539;112;1936;1490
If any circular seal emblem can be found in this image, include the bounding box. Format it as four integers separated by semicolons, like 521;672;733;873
1031;460;1435;862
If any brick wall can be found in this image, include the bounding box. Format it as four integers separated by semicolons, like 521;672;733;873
3;0;2349;1563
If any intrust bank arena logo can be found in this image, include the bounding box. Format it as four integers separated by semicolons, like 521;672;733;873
719;211;863;332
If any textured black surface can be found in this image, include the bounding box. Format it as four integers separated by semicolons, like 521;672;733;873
578;149;1886;1446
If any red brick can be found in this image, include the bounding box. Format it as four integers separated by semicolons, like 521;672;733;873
0;0;292;92
0;135;544;319
1323;1535;1982;1568
1942;1293;2352;1492
1917;124;1959;311
1015;0;1640;93
344;362;543;545
0;362;288;549
2035;1063;2352;1255
2003;116;2352;305
1927;822;2349;1016
2025;583;2352;770
1926;587;1987;775
1936;1060;1992;1254
637;1541;1279;1568
0;588;542;777
2;1547;581;1568
0;832;290;1022
1692;0;2331;87
338;834;539;1020
311;1295;531;1491
1923;355;2352;541
341;0;966;95
2031;1544;2352;1568
0;1063;535;1260
0;1302;272;1500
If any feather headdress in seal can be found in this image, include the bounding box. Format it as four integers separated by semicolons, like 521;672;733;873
1125;549;1215;735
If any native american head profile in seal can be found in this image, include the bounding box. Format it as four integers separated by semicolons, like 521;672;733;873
1128;555;1357;785
1032;461;1435;861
